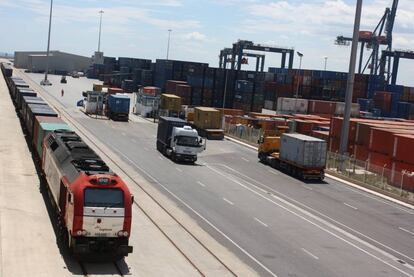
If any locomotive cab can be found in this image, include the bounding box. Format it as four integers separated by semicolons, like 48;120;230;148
42;130;133;260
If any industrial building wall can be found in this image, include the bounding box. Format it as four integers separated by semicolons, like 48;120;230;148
14;51;92;72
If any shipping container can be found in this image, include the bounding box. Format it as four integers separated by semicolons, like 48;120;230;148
160;94;181;112
392;134;414;165
277;97;308;114
35;122;70;158
194;107;221;130
280;133;327;168
107;95;130;121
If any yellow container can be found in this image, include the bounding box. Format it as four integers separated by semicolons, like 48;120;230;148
160;94;181;111
194;107;221;129
93;83;103;92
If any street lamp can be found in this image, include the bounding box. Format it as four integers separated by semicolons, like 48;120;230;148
221;69;229;129
292;51;303;132
40;0;53;86
324;56;328;71
166;29;172;60
98;10;104;52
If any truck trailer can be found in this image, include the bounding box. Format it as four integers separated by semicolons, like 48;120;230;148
258;133;327;181
107;94;130;121
156;116;206;163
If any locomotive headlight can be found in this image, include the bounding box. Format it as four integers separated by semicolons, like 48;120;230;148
76;230;82;236
118;230;129;237
81;230;87;236
123;231;129;237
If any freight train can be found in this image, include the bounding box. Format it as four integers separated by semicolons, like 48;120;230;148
0;63;133;260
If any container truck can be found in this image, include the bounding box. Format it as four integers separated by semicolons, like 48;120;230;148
107;94;130;121
156;116;206;163
258;133;327;180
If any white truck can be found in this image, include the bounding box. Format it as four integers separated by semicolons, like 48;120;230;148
156;116;206;163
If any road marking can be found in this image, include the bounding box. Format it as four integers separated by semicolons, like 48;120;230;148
107;147;278;277
131;138;137;143
267;169;279;175
254;217;268;227
302;185;313;191
159;156;164;160
176;167;183;173
206;164;414;276
241;157;249;162
197;181;206;187
223;198;234;206
302;248;319;260
343;203;358;210
399;227;414;236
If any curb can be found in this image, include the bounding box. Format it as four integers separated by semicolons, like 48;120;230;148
224;135;414;210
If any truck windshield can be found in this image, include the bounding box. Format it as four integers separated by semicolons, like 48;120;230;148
176;136;199;147
84;188;124;208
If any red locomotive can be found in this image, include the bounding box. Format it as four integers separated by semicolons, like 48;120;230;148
42;130;133;260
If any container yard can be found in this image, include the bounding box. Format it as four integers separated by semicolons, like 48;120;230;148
1;0;414;276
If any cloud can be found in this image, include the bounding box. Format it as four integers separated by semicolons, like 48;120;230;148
182;31;208;42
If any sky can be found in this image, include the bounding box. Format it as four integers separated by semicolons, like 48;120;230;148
0;0;413;86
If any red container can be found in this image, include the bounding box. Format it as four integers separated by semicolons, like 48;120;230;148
330;117;358;142
390;161;414;192
142;86;161;96
312;130;329;141
392;134;414;165
373;91;392;112
108;87;123;94
354;145;369;161
309;100;336;115
166;80;187;94
369;128;414;155
368;151;392;173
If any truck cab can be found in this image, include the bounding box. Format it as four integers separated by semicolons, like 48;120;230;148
157;117;206;163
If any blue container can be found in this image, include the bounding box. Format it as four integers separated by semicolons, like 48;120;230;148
235;80;254;93
372;108;382;117
108;95;130;121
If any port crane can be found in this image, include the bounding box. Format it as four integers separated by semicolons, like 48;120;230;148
335;0;399;81
219;40;295;71
219;48;266;72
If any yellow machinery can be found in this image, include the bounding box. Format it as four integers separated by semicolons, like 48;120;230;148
258;136;280;162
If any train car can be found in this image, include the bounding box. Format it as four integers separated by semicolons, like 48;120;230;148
42;130;133;260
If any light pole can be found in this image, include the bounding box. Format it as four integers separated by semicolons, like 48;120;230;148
339;0;363;168
166;29;172;60
324;56;328;71
221;69;229;129
98;10;104;52
41;0;53;86
295;51;303;102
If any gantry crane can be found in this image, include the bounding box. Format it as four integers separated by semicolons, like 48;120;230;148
380;49;414;85
335;0;399;81
219;40;295;71
219;48;266;72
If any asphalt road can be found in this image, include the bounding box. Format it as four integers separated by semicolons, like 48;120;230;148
24;73;414;277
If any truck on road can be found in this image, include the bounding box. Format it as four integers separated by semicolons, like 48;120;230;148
258;133;327;181
157;116;206;163
107;94;130;121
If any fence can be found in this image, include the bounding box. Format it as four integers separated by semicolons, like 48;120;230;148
224;123;262;145
327;152;414;202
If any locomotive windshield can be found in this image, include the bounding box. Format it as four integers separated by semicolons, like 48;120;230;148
84;188;124;208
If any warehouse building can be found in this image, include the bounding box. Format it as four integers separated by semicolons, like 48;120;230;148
14;51;92;73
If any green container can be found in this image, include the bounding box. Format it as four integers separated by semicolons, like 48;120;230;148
36;123;71;158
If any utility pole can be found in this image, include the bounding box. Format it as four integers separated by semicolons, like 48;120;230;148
166;29;172;60
324;56;328;71
339;0;363;167
98;10;104;52
41;0;53;86
292;51;303;132
221;69;229;129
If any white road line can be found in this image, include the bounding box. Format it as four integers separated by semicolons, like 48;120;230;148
254;217;268;227
131;138;137;143
197;181;206;187
108;147;278;277
159;156;164;161
241;157;250;162
399;227;414;236
206;164;414;276
223;198;234;206
302;185;313;191
267;169;279;175
176;167;183;173
344;203;358;210
302;248;319;260
209;162;414;264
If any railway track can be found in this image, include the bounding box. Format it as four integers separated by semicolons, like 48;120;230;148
18;71;238;277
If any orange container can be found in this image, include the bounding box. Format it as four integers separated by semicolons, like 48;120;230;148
391;161;414;192
392;134;414;165
368;151;392;173
354;145;369;161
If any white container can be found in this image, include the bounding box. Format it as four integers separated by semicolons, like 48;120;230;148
280;133;327;168
335;102;360;117
277;97;308;114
